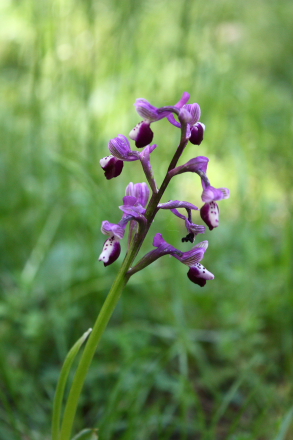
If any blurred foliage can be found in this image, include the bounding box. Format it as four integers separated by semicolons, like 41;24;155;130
0;0;293;439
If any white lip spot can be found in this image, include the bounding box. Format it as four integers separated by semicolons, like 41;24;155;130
99;236;117;263
194;263;214;280
129;121;143;140
208;202;219;227
100;156;113;167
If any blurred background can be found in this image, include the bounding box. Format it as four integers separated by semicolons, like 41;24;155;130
1;0;293;439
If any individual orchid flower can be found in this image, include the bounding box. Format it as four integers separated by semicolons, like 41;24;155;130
129;92;191;148
168;155;230;231
100;135;158;190
100;156;124;180
98;220;126;267
167;100;205;145
155;234;214;287
125;182;150;243
158;200;206;243
200;182;230;231
134;234;213;287
126;182;150;208
119;196;146;221
99;183;149;266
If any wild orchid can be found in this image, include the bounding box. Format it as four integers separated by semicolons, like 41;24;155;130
53;92;230;440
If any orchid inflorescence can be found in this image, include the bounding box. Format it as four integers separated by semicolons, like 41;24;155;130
99;92;230;287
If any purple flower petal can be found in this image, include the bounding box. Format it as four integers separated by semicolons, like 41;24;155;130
174;92;191;108
201;186;230;203
168;97;201;130
125;182;150;208
99;236;121;267
167;92;191;127
168;156;209;178
134;99;163;121
178;107;192;124
100;156;124;179
101;220;126;240
184;104;201;126
174;240;208;266
119;196;146;217
158;200;199;210
152;233;181;255
108;135;139;161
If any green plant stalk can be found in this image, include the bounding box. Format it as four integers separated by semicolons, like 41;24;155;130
58;122;188;440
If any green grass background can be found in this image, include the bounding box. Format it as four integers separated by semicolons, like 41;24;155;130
1;0;293;439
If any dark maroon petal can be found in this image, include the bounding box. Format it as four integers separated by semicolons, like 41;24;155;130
189;123;205;145
135;122;154;148
187;268;207;287
100;156;124;179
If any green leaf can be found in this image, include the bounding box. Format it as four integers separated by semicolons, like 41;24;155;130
51;328;92;440
71;428;99;440
274;406;293;440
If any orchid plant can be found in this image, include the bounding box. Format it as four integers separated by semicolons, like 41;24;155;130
52;92;230;440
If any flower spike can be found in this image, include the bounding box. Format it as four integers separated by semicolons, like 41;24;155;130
99;92;229;287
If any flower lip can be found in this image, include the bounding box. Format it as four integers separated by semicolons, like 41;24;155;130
189;122;205;145
100;156;124;180
98;236;121;267
200;202;219;231
129;121;154;148
187;264;214;287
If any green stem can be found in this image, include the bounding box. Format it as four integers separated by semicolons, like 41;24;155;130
59;254;131;440
58;121;188;440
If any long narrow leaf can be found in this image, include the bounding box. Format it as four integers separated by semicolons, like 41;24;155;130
51;328;92;440
71;428;99;440
274;406;293;440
